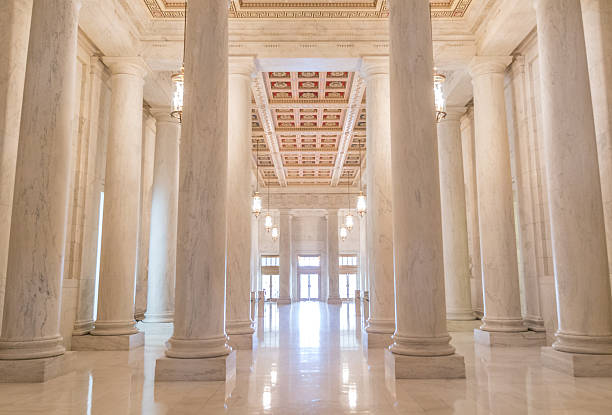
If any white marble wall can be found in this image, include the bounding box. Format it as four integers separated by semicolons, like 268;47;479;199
0;0;32;334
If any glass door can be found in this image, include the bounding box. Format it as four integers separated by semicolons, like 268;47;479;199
299;273;320;301
339;273;357;299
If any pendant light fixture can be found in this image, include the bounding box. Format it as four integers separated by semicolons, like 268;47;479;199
170;7;187;121
252;138;262;217
340;226;349;242
271;226;279;242
356;136;367;217
434;73;447;123
264;178;273;233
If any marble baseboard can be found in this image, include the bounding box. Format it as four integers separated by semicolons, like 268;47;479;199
155;351;236;381
474;329;546;347
541;347;612;377
384;349;466;379
0;351;76;383
447;311;477;321
277;298;292;305
71;332;145;351
227;333;255;350
362;330;393;349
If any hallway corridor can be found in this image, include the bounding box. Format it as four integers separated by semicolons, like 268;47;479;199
1;302;612;414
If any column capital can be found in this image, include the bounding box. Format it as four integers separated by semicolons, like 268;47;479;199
150;107;181;125
440;106;467;122
468;56;513;78
360;56;389;78
102;56;150;78
229;56;256;77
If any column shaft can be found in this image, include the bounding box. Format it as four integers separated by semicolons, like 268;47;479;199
0;0;32;334
226;56;256;345
361;56;395;343
582;0;612;293
0;0;81;360
144;110;180;323
437;108;475;321
160;0;232;368
535;0;612;355
278;211;292;304
470;56;526;333
90;58;148;337
327;210;340;304
460;110;484;316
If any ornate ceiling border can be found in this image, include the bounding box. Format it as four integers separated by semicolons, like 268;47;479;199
142;0;473;19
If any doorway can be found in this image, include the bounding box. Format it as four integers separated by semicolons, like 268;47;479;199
339;273;357;300
299;273;320;300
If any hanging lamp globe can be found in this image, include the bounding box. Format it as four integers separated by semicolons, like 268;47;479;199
356;192;367;217
434;73;447;123
345;213;355;232
271;226;279;241
252;192;262;218
171;66;185;121
264;214;273;232
339;226;349;242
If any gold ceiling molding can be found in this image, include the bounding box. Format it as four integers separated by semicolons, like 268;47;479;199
142;0;473;19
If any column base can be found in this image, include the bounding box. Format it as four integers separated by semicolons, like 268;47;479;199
72;320;94;336
525;317;546;332
155;350;236;381
327;297;342;305
71;331;145;351
0;352;76;383
541;347;612;377
134;310;145;321
447;310;476;321
227;333;255;350
362;329;393;348
277;297;292;305
144;312;174;323
384;349;465;379
474;329;546;347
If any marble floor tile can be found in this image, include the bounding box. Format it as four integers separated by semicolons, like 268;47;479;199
1;301;612;414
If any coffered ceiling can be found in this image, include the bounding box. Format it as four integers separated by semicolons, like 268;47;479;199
142;0;473;19
252;71;366;187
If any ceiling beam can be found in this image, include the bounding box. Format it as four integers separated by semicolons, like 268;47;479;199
330;73;366;186
252;73;288;187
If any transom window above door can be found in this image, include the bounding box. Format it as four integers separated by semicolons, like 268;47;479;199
298;256;320;267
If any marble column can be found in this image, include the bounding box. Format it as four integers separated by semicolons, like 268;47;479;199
134;115;156;321
582;0;612;294
360;57;395;346
143;109;180;323
0;0;32;335
460;109;484;317
278;210;292;305
437;107;475;321
385;0;465;379
72;57;107;336
226;56;256;349
359;215;368;298
327;209;341;304
0;0;81;382
469;56;534;346
155;0;235;381
73;57;149;351
535;0;612;376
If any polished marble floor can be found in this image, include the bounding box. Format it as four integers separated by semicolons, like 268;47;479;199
1;302;612;414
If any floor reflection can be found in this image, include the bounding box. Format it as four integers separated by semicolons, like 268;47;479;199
1;301;612;414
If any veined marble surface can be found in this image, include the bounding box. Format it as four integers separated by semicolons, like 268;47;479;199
1;302;612;414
